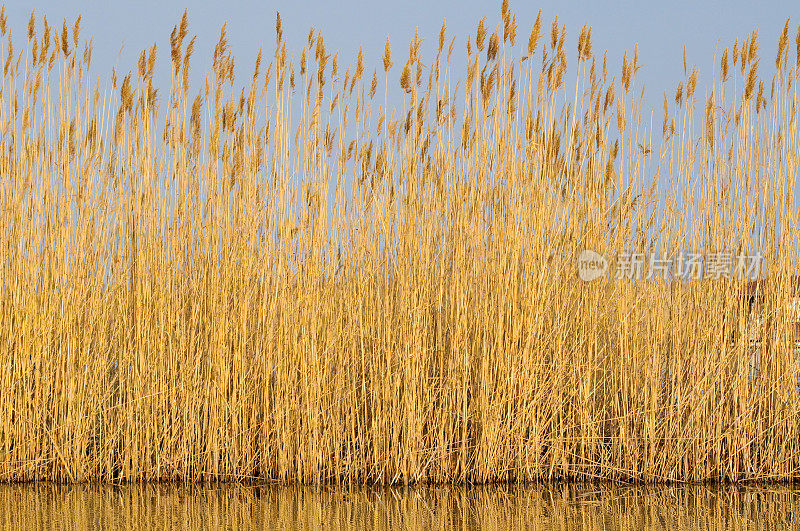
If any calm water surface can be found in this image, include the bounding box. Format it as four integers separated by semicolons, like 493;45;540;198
0;483;798;529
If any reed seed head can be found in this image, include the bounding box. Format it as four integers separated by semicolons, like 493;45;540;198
777;18;789;71
528;10;542;55
72;15;81;47
477;17;486;52
28;10;35;41
383;37;393;72
721;48;729;81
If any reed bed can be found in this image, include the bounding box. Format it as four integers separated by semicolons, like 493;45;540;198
0;3;799;483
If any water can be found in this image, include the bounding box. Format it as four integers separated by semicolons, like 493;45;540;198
0;483;797;529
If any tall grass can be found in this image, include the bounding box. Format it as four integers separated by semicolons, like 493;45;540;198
0;4;799;483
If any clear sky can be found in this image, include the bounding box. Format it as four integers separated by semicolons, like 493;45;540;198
2;1;798;268
4;0;799;113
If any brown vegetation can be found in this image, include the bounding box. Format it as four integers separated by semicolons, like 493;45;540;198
0;4;799;483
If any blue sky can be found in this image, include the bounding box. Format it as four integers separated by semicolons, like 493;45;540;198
4;0;798;112
5;1;800;268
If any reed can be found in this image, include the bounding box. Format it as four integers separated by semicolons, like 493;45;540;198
0;3;799;484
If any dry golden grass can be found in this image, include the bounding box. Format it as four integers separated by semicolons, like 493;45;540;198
0;4;799;483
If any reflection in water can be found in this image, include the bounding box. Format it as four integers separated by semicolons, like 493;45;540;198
0;483;797;529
